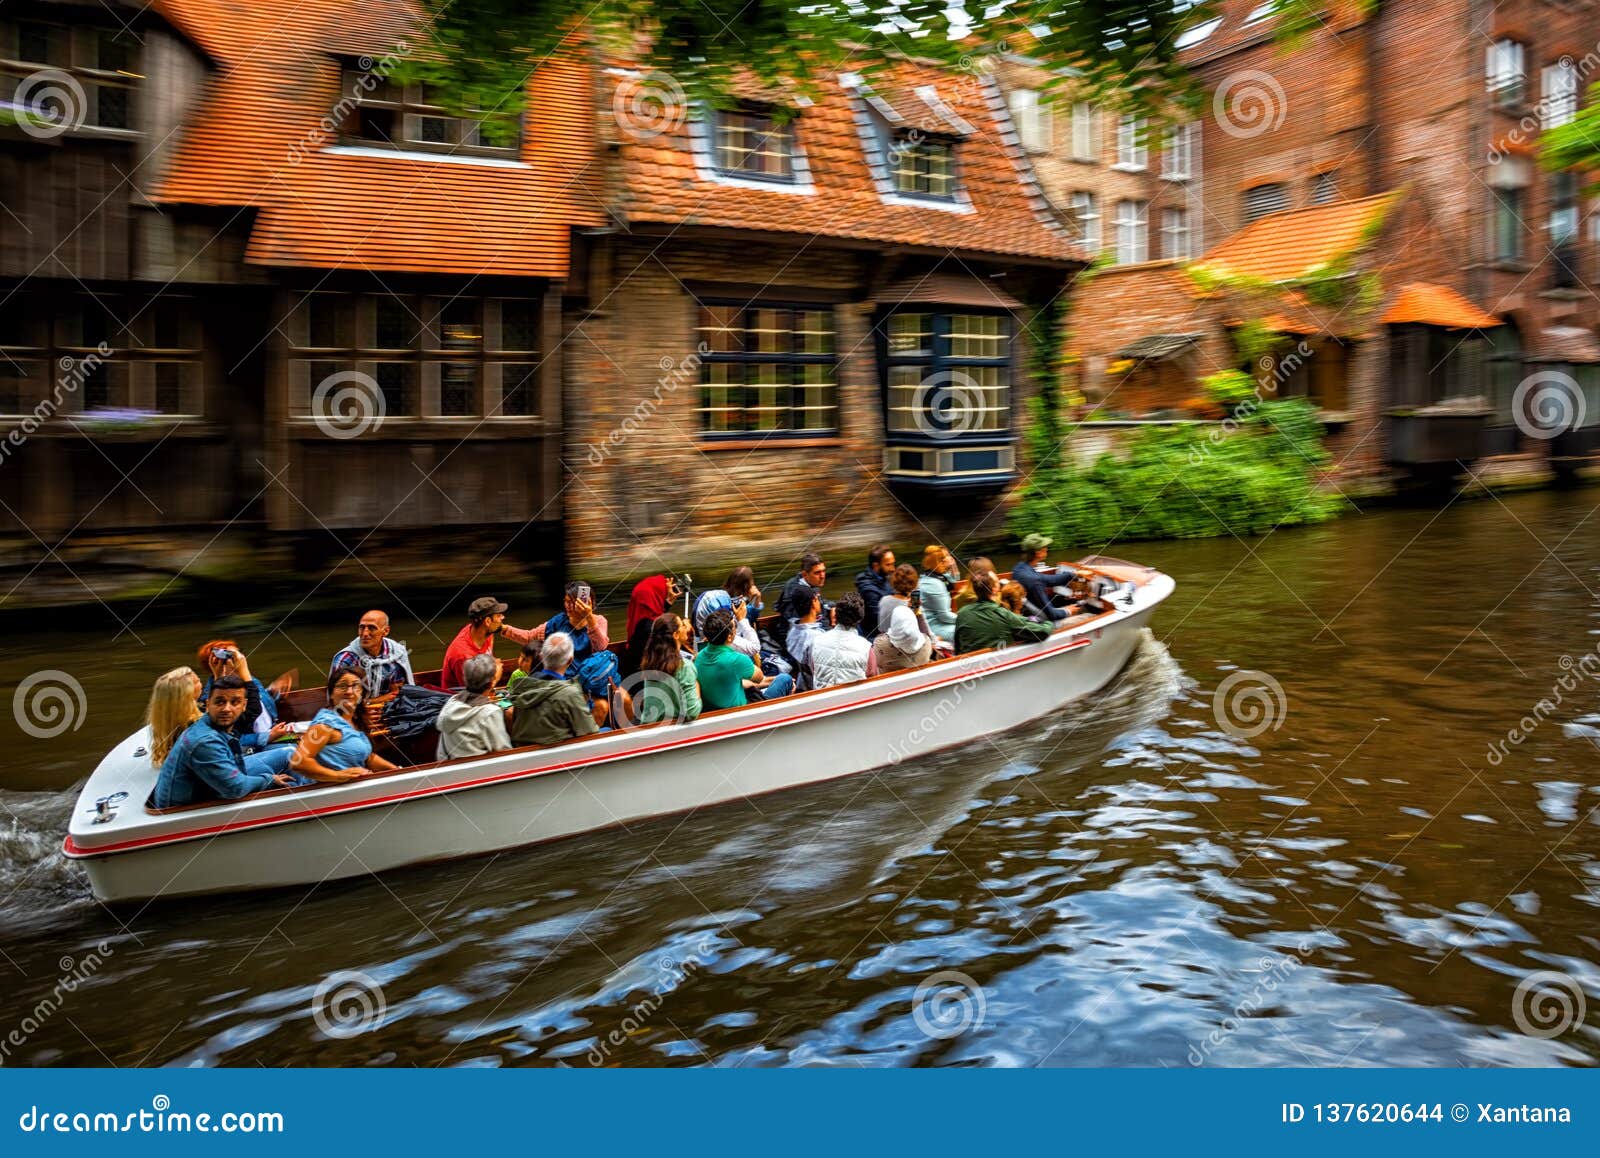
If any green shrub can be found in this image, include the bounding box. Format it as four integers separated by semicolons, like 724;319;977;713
1009;399;1338;546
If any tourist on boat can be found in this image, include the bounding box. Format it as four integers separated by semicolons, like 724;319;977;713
288;665;400;782
520;581;618;697
811;591;877;689
634;613;702;726
774;552;828;648
436;654;512;761
1012;533;1077;623
954;568;1054;654
918;545;960;645
623;574;679;677
697;608;793;711
873;597;935;674
784;584;827;690
877;564;931;636
507;632;604;746
507;639;540;692
195;640;280;744
854;546;897;639
152;675;298;808
329;610;414;697
439;596;525;691
999;580;1029;617
692;587;761;659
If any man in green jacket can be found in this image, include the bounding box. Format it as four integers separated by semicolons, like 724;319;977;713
508;632;604;747
954;566;1054;654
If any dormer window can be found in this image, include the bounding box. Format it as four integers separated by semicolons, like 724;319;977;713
1;20;140;133
712;106;795;181
340;65;519;155
892;135;956;199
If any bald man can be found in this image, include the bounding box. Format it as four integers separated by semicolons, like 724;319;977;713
330;609;415;697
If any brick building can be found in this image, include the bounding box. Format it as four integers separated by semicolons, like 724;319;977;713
564;58;1084;578
993;50;1206;264
1177;0;1600;476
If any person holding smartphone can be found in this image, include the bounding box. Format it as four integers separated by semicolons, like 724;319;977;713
519;579;617;699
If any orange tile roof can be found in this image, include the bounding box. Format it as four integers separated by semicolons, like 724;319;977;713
609;58;1084;263
1195;191;1398;283
151;0;605;277
1381;282;1503;330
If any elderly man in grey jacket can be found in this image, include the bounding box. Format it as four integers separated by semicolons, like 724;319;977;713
436;653;512;760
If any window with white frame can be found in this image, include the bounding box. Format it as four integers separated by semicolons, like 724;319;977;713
1115;200;1149;264
1116;115;1147;168
1312;170;1340;204
1068;191;1101;250
1542;60;1577;127
713;106;796;181
1161;207;1192;260
1487;39;1527;107
1007;88;1052;153
1161;122;1193;180
1244;182;1289;223
1243;2;1276;27
1488;154;1530;262
891;135;957;199
1070;103;1097;161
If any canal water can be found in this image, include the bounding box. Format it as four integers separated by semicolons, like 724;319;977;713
1;488;1597;1067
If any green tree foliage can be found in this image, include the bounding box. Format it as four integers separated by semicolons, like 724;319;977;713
1008;400;1337;545
401;1;1341;122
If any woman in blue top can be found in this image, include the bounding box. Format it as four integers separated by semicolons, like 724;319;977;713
917;545;960;645
289;665;400;784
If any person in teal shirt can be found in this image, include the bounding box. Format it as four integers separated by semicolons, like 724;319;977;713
697;609;793;711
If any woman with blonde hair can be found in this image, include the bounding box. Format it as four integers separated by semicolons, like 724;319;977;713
146;666;202;767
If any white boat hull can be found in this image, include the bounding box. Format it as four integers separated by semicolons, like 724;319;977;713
66;572;1173;903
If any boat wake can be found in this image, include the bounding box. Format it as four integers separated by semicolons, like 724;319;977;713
0;787;90;925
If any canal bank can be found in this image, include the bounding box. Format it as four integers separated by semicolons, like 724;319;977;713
1;487;1597;1066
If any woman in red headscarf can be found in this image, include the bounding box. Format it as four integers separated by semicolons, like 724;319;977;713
622;575;675;677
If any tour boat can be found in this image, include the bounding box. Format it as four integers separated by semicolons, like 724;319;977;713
64;558;1174;903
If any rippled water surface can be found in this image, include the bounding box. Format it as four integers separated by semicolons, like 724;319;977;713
3;489;1599;1066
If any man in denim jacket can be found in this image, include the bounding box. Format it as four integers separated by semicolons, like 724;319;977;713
153;676;296;808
